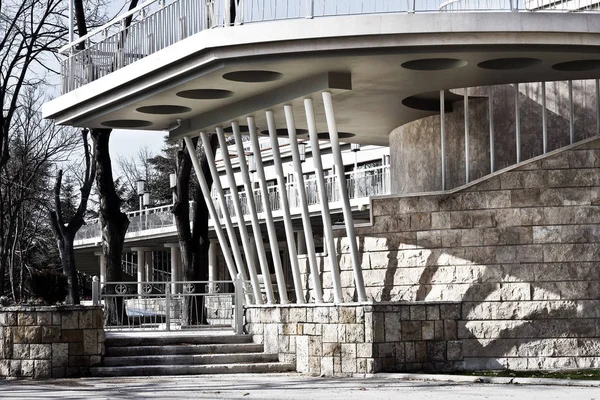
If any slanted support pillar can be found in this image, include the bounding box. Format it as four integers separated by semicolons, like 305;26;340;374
266;110;304;303
440;90;446;190
94;251;106;288
208;240;218;292
131;247;151;294
302;100;335;303
322;91;367;302
464;87;470;183
231;122;275;304
215;126;263;304
515;83;521;163
248;116;289;304
164;243;180;294
569;80;574;144
183;136;239;287
488;86;495;173
199;131;252;304
542;81;548;154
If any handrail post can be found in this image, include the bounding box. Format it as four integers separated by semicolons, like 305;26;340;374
408;0;415;13
234;274;244;334
92;276;100;306
306;0;313;18
165;284;171;331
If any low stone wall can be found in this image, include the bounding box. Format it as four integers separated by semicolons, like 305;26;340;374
245;302;462;376
292;137;600;372
0;306;104;378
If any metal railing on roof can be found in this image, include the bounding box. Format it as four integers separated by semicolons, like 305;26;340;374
74;164;391;244
60;0;600;93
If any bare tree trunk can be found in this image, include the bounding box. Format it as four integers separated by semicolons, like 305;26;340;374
49;130;96;305
173;135;217;325
90;129;129;324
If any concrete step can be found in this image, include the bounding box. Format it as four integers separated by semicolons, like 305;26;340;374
105;343;265;357
90;362;296;377
102;352;279;367
104;334;252;347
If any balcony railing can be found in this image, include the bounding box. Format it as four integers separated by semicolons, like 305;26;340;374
74;164;391;244
60;0;600;93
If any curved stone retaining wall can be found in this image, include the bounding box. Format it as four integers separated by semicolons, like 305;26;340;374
391;81;598;194
0;306;104;379
292;136;600;372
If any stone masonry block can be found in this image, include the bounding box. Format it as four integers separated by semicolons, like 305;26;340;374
33;360;51;379
30;344;51;360
426;305;440;320
422;321;435;341
341;344;357;373
385;314;401;342
17;312;36;326
61;312;79;330
402;321;421;341
410;305;426;320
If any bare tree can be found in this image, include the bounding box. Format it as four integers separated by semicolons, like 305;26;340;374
1;88;79;302
173;136;217;324
49;129;96;305
73;0;138;323
0;0;70;295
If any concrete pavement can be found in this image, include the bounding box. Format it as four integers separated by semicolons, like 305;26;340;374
1;373;599;400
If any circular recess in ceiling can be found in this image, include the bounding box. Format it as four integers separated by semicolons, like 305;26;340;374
101;119;153;128
136;105;192;115
552;59;600;72
176;89;234;99
478;57;541;70
401;58;468;71
317;132;355;140
223;70;283;83
401;91;461;112
260;128;309;137
223;125;249;133
402;96;443;112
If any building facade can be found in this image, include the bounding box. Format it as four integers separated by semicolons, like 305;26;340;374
44;0;600;374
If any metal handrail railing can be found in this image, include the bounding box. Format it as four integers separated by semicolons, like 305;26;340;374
75;164;391;242
60;0;600;93
92;277;247;333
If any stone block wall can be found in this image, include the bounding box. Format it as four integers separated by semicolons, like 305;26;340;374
245;302;462;375
296;137;600;371
0;306;104;378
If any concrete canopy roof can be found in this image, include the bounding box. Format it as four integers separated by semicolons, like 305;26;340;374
43;12;600;146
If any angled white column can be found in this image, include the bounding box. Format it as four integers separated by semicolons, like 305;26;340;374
464;87;470;183
215;126;263;304
266;110;305;303
231;122;275;304
542;81;548;154
94;251;106;288
183;136;239;284
208;240;218;292
440;90;446;190
248;116;289;304
164;243;180;294
569;80;574;144
131;247;151;294
488;86;495;173
515;83;521;163
303;101;338;303
199;131;253;304
596;79;600;136
322;91;367;302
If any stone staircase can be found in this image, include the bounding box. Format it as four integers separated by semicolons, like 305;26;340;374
91;333;295;376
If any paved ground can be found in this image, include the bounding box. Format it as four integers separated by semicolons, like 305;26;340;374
1;374;599;400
